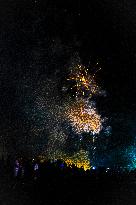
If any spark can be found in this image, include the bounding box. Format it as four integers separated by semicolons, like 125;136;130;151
65;99;103;135
64;150;91;171
125;145;136;170
49;149;91;171
67;64;99;98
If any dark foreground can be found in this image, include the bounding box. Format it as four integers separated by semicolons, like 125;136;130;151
0;163;136;205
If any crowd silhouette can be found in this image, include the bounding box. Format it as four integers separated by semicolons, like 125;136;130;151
2;157;132;204
0;157;136;205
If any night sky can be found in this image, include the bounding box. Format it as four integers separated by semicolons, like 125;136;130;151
1;0;136;170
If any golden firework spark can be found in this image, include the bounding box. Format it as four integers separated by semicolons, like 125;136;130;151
39;149;91;171
65;99;103;134
48;149;91;171
67;64;99;97
57;150;91;171
64;149;91;171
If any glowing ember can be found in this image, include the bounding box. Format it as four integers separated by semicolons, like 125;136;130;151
65;99;103;134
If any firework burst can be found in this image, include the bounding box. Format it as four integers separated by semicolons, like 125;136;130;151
64;149;91;171
65;99;103;135
49;149;91;171
67;64;99;98
23;56;109;170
